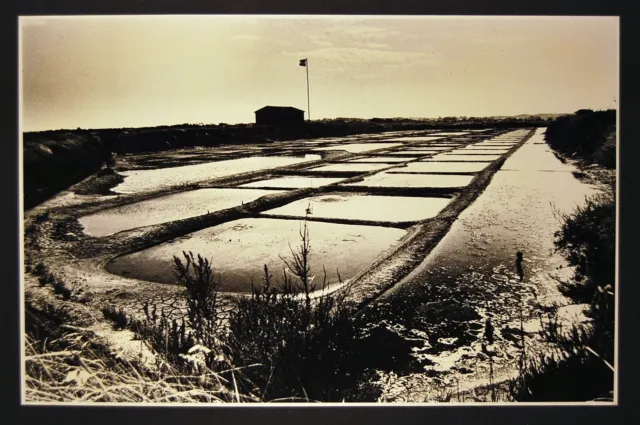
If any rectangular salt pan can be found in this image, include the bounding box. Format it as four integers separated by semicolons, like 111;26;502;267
457;148;510;153
347;156;418;163
383;136;445;142
428;154;501;161
387;147;453;152
442;149;506;156
399;161;490;173
310;163;391;172
105;218;406;293
239;176;344;189
344;172;474;188
474;144;516;148
113;155;320;194
263;193;451;222
78;188;283;237
313;143;403;153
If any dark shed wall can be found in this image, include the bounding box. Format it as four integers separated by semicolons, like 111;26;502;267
255;108;305;125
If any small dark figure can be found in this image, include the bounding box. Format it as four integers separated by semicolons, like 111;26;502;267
515;251;524;282
484;318;494;344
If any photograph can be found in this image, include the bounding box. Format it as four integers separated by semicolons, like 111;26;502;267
19;14;618;405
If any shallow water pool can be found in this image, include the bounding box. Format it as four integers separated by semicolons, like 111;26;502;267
401;146;456;151
78;188;283;237
344;172;474;188
105;218;406;292
457;147;510;153
113;155;320;194
431;132;469;136
396;161;490;173
238;176;344;189
263;193;451;223
383;136;445;142
314;143;403;153
309;163;391;173
347;156;418;163
428;154;501;162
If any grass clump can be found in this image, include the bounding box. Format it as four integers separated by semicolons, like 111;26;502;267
25;298;255;403
101;305;130;330
24;330;245;403
52;281;72;301
30;262;72;300
172;252;224;351
33;262;47;275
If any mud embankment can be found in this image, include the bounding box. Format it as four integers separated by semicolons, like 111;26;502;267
23;132;111;209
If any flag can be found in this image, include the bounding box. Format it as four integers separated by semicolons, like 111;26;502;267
299;58;307;67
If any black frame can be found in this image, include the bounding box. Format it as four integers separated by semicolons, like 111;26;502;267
4;1;636;425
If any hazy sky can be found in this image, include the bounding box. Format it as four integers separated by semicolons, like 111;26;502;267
20;15;619;131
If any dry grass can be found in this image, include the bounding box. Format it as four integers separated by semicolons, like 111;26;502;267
24;330;260;403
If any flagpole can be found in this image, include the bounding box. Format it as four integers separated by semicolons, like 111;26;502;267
305;58;311;122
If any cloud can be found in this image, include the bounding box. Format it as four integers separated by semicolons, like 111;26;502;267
308;35;334;48
290;47;439;68
231;34;261;41
469;35;529;45
325;24;399;40
352;41;390;50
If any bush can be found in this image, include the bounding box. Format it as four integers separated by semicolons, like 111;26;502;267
509;325;614;402
593;129;616;169
223;263;357;401
172;251;224;351
544;109;616;167
105;152;116;168
553;191;616;302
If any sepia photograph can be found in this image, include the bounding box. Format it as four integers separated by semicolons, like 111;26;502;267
19;14;618;405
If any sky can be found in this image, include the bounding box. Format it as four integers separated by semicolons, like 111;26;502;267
20;15;619;131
